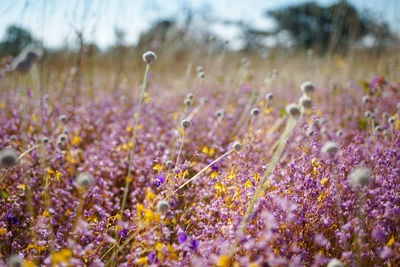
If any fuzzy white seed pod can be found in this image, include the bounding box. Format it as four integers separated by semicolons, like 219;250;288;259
142;51;157;64
187;93;194;100
76;172;94;189
266;93;274;100
59;115;68;123
362;95;370;104
184;98;192;107
251;108;259;116
272;69;279;75
181;119;191;129
0;148;18;168
196;66;204;73
349;167;371;187
374;125;383;132
300;81;315;94
364;111;372;118
382;112;389;120
8;254;24;267
62;129;69;135
306;128;314;137
215;110;224;118
58;134;68;143
286;104;301;118
157;200;169;214
166;160;173;168
327;258;344;267
233;141;242;151
322;141;339;156
321;127;327;135
388;116;395;124
198;72;205;78
44;94;50;101
336;130;343;137
299;95;313;109
10;135;17;141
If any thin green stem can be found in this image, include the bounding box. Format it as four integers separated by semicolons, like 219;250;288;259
175;130;186;168
173;148;235;194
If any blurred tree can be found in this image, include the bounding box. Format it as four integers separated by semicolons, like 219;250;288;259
0;25;34;57
266;0;394;53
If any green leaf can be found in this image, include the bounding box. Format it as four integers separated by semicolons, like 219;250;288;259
360;81;370;93
359;118;367;130
280;107;286;117
1;190;8;199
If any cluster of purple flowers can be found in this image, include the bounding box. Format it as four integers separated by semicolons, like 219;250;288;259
0;53;399;267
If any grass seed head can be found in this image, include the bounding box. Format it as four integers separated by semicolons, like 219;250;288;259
286;103;301;118
322;141;339;156
251;108;259;116
349;167;371;187
0;148;18;168
233;141;242;151
76;172;94;189
327;258;344;267
300;81;315;94
142;51;157;64
181;119;191;129
157;200;169;214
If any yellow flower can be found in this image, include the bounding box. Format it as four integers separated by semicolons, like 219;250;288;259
137;257;148;265
42;210;50;219
321;178;329;186
245;180;252;188
0;229;7;236
52;249;72;265
72;136;82;145
153;164;163;174
146;189;156;202
137;204;145;219
217;255;229;267
55;171;63;182
156;242;164;250
211;171;218;178
387;236;395;246
318;193;324;202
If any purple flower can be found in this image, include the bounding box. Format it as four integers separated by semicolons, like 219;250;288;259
178;232;187;243
119;228;128;238
148;251;156;263
241;83;250;92
190;239;199;250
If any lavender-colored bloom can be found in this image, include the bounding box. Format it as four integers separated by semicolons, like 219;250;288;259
178;232;187;243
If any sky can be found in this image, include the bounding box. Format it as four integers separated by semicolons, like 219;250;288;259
0;0;399;50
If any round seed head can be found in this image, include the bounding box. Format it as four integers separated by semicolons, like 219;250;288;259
44;94;50;101
233;141;242;151
321;127;327;135
157;200;169;214
364;111;372;118
272;69;279;75
8;254;23;267
58;134;68;143
299;95;313;109
59;115;68;123
319;118;326;126
322;141;339;156
382;112;389;120
200;97;208;105
208;35;215;42
286;103;301;118
142;51;157;64
62;129;69;135
251;108;259;116
336;130;343;137
215;110;224;118
10;135;17;141
374;125;383;132
196;66;204;73
349;167;371;187
184;98;192;107
187;93;194;100
327;258;344;267
165;160;173;168
181;119;191;129
300;81;315;94
0;148;18;168
306;128;314;137
388;116;395;124
362;95;370;104
198;72;205;78
76;172;94;189
266;93;274;100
